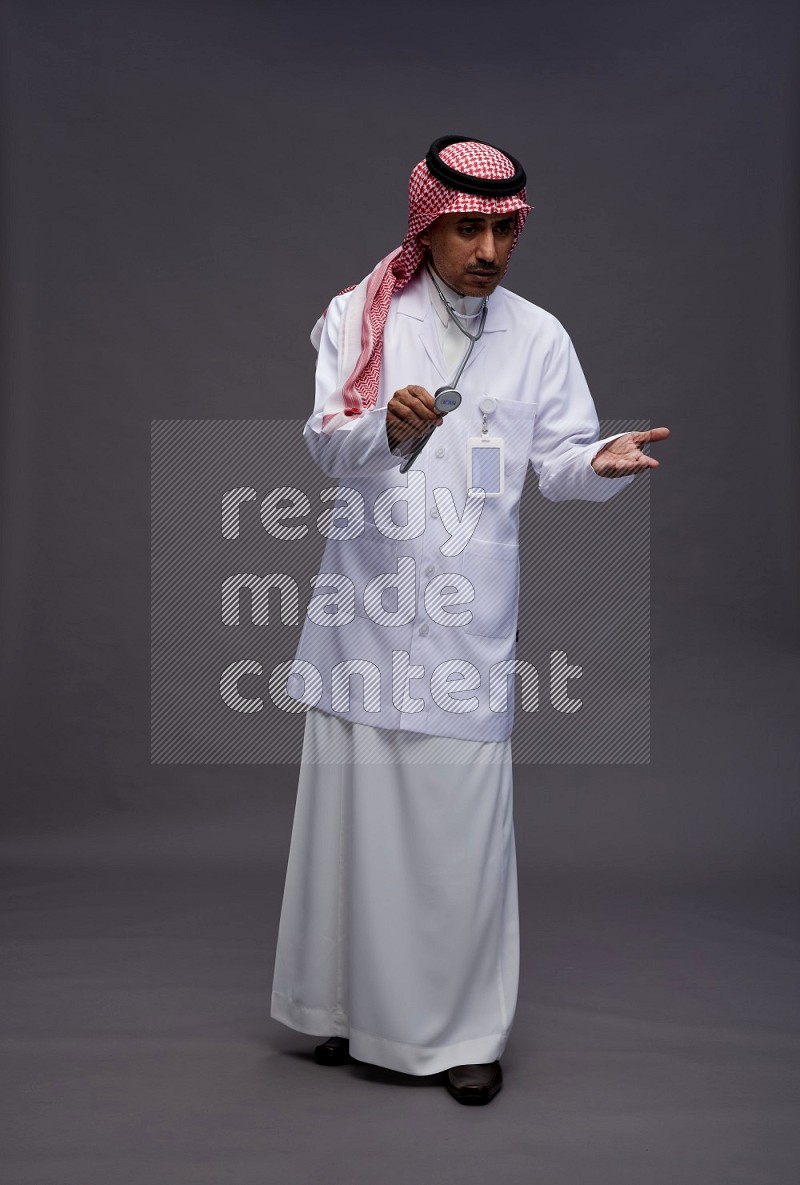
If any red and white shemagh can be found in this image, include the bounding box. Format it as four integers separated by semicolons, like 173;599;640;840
318;141;532;426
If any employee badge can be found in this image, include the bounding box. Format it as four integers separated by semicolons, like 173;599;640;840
467;397;504;497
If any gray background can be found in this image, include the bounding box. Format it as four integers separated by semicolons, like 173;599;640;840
1;0;798;1181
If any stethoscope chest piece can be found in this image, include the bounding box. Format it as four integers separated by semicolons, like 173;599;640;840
434;387;462;414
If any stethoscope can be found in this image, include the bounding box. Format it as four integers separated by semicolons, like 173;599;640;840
399;267;488;474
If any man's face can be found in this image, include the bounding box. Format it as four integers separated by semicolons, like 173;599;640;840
418;212;517;298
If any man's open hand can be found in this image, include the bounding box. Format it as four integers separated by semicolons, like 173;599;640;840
591;426;671;478
386;385;444;454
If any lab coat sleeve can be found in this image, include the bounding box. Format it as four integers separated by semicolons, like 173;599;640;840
302;293;402;479
530;323;635;503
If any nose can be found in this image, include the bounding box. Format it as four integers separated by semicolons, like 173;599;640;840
475;228;498;265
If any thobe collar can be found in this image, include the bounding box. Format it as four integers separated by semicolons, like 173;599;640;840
423;265;487;332
395;268;506;334
422;265;488;377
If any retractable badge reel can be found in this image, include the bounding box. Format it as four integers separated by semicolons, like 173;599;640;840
468;397;504;496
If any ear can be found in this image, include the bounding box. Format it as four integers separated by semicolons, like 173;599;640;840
418;227;431;249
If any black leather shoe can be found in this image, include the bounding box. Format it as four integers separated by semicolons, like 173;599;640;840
446;1060;503;1105
313;1036;353;1065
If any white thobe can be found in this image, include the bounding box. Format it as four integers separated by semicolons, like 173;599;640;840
270;706;517;1075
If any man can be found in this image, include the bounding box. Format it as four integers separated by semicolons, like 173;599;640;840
270;136;669;1104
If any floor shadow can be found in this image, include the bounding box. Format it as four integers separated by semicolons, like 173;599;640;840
263;1037;446;1088
348;1061;446;1090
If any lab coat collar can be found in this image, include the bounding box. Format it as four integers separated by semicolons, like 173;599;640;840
396;270;506;382
395;269;507;334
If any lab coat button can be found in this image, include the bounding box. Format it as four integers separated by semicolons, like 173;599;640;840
419;623;429;636
430;507;439;518
424;564;435;577
435;445;445;458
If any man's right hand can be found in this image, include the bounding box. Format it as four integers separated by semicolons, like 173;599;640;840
386;385;444;454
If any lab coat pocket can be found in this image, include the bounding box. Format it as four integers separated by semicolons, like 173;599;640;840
486;396;535;478
459;537;519;640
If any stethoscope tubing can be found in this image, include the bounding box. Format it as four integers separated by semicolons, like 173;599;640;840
398;301;487;474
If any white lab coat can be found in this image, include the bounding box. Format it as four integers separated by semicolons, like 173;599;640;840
285;268;632;742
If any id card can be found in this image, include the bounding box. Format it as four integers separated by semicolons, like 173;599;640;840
467;436;505;496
